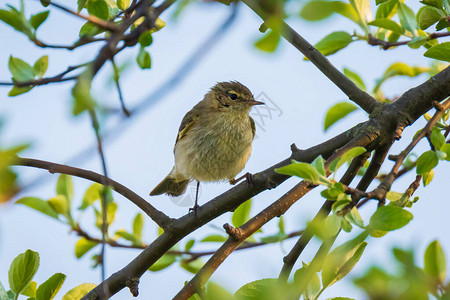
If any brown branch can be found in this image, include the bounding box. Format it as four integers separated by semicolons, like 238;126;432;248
174;181;313;299
31;37;105;50
242;0;379;114
12;156;172;229
367;32;450;50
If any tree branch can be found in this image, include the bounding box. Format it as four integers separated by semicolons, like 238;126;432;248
12;156;172;229
367;32;450;50
241;0;379;114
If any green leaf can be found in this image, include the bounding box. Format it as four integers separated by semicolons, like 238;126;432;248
422;169;434;186
312;155;326;176
138;31;153;47
33;56;48;78
36;273;66;300
407;36;429;49
8;250;40;295
312;31;353;56
441;144;450;161
232;199;252;227
78;0;88;11
56;174;73;209
200;234;228;242
180;258;205;274
204;282;233;300
369;206;413;231
322;233;368;288
79;22;102;37
416;150;439;174
330;147;366;172
397;2;418;34
132;213;144;241
149;254;177;271
234;279;290;300
343;68;366;91
0;282;6;300
0;9;28;34
21;281;37;297
8;86;33;97
424;240;446;284
424;42;450;62
346;206;364;227
375;0;397;19
136;47;151;69
431;128;446;149
368;18;403;33
115;229;139;244
275;160;320;184
72;72;95;115
185;239;195;252
324;102;358;131
435;18;449;31
293;264;321;299
74;238;98;259
321;182;346;200
420;0;444;9
80;183;102;210
117;0;131;10
87;0;110;20
349;0;372;26
417;6;446;30
30;11;49;30
62;283;96;300
48;195;69;215
254;30;280;52
300;1;358;22
16;197;59;219
8;56;35;82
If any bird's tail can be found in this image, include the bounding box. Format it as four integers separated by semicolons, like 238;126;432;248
150;175;190;196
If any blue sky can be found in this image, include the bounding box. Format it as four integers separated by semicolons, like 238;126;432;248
0;0;448;299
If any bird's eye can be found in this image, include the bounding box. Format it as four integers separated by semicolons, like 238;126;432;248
229;93;238;100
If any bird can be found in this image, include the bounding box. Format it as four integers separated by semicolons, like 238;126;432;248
150;81;263;211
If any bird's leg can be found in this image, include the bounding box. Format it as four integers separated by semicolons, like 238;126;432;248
189;181;200;216
229;172;254;187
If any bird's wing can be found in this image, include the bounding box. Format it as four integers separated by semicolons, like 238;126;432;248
250;116;256;139
175;110;198;144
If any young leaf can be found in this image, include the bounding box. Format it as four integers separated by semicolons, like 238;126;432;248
254;30;280;52
33;56;48;78
56;174;73;208
368;18;403;33
132;213;144;241
324;102;358;131
185;239;195;252
8;85;34;97
330;147;366;172
424;42;450;62
149;254;177;271
72;72;95;115
369;206;413;231
375;0;397;19
275;161;320;184
21;281;37;298
8;250;40;295
300;0;358;22
232;199;252;227
87;0;110;20
397;2;418;34
117;0;131;10
136;47;151;69
30;11;49;30
16;197;59;219
416;150;439;174
138;31;153;47
0;282;6;300
74;238;98;259
424;240;446;284
422;169;434;186
62;283;96;300
421;0;444;9
80;183;102;210
36;273;66;300
312;155;326;176
343;67;366;91
441;144;450;161
235;279;291;300
200;234;228;243
417;6;446;30
48;195;69;215
8;56;35;82
180;258;205;274
312;31;353;56
322;233;368;288
431;128;446;149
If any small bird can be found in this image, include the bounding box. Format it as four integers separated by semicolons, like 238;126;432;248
150;81;263;209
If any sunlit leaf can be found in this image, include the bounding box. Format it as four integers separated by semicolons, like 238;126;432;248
324;102;358;131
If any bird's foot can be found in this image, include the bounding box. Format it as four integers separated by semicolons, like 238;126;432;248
229;172;254;188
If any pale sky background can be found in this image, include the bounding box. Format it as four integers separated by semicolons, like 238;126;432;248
0;0;449;299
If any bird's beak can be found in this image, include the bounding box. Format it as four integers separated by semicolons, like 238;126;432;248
248;100;265;106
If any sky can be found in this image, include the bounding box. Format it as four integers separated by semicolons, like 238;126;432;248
0;0;449;299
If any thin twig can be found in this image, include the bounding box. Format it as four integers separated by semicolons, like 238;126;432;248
111;58;130;117
367;32;450;50
12;156;172;229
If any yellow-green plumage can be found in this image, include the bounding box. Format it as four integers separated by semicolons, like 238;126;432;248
150;81;263;197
